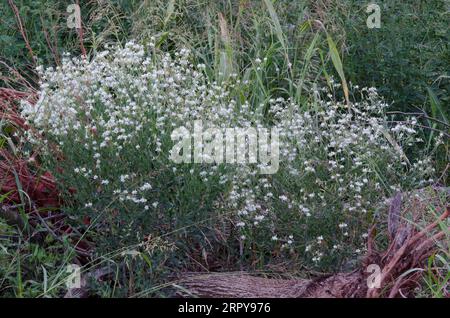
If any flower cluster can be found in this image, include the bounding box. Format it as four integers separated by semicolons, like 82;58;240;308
21;42;435;268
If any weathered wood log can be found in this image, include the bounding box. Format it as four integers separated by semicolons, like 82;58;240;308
180;271;367;298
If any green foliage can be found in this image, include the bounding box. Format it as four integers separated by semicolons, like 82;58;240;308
323;0;449;114
0;0;448;298
0;218;75;297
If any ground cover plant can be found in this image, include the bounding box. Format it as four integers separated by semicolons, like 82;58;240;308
0;0;448;298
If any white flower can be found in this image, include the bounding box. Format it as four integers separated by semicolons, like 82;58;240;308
140;183;152;191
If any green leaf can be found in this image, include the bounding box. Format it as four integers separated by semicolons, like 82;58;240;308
163;0;176;28
263;0;286;50
427;87;448;124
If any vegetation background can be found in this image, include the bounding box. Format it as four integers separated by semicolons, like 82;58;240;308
0;0;448;297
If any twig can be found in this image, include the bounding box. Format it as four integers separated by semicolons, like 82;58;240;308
387;111;450;128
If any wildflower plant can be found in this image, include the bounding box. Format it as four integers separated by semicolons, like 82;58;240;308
21;41;437;272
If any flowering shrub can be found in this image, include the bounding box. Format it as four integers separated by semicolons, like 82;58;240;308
21;41;437;270
223;87;438;267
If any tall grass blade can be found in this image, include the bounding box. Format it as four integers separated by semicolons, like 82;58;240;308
163;0;176;29
426;87;448;150
380;128;410;165
326;34;350;107
217;12;234;82
296;30;320;103
263;0;285;50
427;87;448;124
